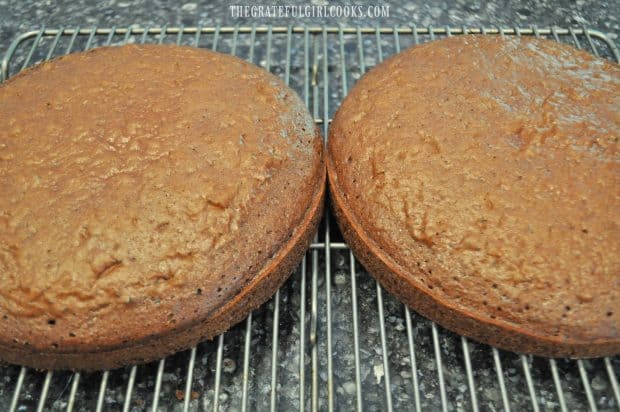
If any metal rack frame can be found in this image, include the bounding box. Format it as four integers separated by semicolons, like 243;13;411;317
1;25;619;412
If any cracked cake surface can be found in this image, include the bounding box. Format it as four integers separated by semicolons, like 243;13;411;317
328;35;619;357
0;44;325;370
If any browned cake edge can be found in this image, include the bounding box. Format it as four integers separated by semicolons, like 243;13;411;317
0;154;325;371
326;150;619;359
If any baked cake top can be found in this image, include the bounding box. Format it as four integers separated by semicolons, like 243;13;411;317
328;35;619;354
0;44;323;354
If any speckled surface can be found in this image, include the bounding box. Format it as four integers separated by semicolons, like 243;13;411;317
0;0;619;54
0;1;619;411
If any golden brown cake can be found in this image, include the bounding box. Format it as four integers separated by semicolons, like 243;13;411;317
0;44;325;370
328;35;619;358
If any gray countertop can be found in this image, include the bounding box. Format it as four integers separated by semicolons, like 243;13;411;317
1;2;619;411
1;0;619;54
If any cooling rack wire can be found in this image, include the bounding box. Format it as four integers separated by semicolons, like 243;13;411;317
1;25;619;412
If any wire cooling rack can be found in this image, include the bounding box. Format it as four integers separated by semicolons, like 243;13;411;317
1;25;619;412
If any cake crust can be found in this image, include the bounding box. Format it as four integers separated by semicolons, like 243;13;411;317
327;35;619;358
0;44;325;370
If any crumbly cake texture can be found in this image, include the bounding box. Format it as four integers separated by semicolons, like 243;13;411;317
0;44;325;370
328;35;619;358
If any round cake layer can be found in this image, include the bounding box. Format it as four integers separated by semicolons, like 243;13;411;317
328;35;619;357
0;44;325;370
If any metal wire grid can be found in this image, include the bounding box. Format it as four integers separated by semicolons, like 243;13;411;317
0;25;619;411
